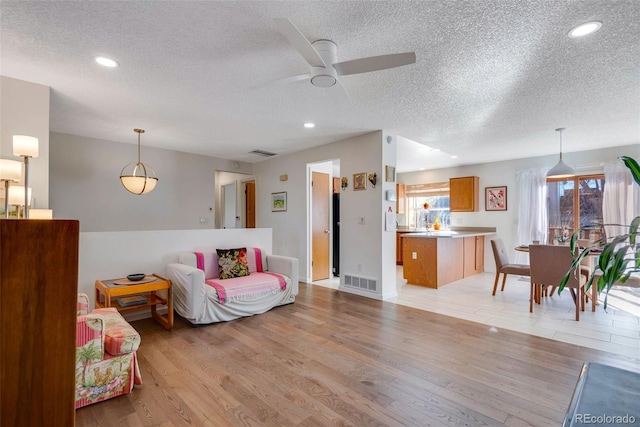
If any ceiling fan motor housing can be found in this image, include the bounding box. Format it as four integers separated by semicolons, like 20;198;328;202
310;39;338;87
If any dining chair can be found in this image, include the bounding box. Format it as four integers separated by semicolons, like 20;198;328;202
490;239;530;296
529;244;587;321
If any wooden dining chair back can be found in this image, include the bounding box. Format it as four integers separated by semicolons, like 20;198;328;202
529;244;586;320
490;239;530;296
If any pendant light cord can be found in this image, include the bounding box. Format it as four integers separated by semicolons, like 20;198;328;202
555;127;565;160
134;128;145;164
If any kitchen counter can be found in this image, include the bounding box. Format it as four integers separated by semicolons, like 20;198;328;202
398;227;495;239
401;227;495;288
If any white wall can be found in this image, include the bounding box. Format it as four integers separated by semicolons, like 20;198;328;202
253;131;396;299
1;76;50;208
380;132;398;298
78;228;273;314
49;132;252;231
399;143;640;272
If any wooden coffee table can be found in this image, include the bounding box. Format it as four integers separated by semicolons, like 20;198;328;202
95;273;173;330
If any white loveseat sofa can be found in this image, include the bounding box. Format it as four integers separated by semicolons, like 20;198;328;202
167;247;298;325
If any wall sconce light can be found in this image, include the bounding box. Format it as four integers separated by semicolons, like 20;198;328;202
0;159;22;219
341;177;348;191
120;128;158;195
13;135;39;218
368;173;377;188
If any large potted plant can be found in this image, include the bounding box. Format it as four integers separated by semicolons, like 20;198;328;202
559;156;640;309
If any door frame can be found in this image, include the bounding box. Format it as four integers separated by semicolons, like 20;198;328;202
216;171;256;229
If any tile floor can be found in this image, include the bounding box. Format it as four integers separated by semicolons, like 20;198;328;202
312;267;640;358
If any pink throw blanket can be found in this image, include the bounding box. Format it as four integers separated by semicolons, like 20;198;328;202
205;272;286;305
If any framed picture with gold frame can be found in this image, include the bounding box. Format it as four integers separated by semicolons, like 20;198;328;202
353;172;366;191
385;165;395;182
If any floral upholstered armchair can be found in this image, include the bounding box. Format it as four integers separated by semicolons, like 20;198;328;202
75;293;142;409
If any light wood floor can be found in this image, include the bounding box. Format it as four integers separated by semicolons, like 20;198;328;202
316;268;640;359
76;282;640;426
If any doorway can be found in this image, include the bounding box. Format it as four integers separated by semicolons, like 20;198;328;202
308;160;340;284
217;171;256;229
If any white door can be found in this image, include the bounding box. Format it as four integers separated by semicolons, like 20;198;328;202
223;183;237;229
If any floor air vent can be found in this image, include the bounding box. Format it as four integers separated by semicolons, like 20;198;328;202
343;274;379;292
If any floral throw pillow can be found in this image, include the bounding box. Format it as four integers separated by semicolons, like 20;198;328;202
216;248;250;280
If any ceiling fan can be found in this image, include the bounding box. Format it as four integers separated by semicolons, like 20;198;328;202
255;18;416;94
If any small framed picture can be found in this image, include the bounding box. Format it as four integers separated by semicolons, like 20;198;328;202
271;192;287;212
353;172;366;191
385;165;396;182
485;186;507;211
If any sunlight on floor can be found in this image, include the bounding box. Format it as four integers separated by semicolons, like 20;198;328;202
311;268;640;358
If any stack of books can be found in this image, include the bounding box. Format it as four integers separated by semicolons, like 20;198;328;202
117;295;147;307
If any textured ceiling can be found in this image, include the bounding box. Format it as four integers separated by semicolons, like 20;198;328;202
1;1;639;172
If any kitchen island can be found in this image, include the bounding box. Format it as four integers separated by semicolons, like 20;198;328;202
401;228;495;289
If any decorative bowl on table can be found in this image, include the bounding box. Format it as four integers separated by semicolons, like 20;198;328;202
126;273;146;281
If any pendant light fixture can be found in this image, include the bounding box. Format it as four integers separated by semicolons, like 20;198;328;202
547;127;575;178
120;128;158;194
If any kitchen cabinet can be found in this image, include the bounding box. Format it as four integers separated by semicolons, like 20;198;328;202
402;235;464;288
402;231;488;288
396;231;411;265
396;183;405;214
450;176;479;212
463;236;485;277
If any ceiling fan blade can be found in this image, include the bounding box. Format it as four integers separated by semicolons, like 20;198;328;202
333;52;416;76
333;78;352;104
273;18;326;68
250;73;311;90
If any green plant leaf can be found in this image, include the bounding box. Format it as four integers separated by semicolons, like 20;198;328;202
629;216;640;246
598;234;628;272
621;156;640;187
558;247;590;293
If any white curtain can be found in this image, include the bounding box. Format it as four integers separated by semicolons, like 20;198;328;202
603;160;640;239
514;168;548;263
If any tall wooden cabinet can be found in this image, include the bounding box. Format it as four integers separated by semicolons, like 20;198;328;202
396;184;405;214
1;220;79;426
450;176;479;212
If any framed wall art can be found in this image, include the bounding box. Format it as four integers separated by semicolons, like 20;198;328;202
385;165;395;182
271;192;287;212
353;172;366;191
485;186;507;211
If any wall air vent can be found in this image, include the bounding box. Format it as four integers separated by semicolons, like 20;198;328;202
343;274;379;293
248;149;277;157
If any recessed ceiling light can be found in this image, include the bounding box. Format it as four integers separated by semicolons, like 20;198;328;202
303;123;315;128
95;56;119;68
450;155;459;159
568;21;602;38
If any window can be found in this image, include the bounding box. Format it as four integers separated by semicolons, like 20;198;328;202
547;174;605;243
406;182;450;229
